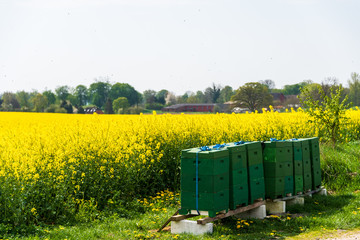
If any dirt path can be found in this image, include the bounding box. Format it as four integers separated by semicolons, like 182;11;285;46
322;230;360;240
287;230;360;240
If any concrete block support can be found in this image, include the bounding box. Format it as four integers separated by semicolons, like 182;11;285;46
171;220;213;235
235;205;266;219
286;197;304;206
266;201;286;214
317;188;327;196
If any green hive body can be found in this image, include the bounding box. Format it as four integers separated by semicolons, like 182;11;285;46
180;147;230;217
308;137;322;189
263;141;294;199
226;143;249;209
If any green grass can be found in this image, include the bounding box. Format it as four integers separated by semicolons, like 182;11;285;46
6;141;360;240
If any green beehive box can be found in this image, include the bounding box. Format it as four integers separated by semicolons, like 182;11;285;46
294;175;304;194
248;163;264;179
265;177;285;199
231;168;248;186
301;140;311;160
226;143;248;170
263;161;293;178
263;141;293;163
312;168;322;189
181;148;229;176
245;141;263;166
308;137;320;156
303;171;312;192
292;141;302;161
294;160;303;176
230;184;248;210
284;175;294;195
181;172;229;193
249;177;265;203
303;157;312;174
180;190;229;217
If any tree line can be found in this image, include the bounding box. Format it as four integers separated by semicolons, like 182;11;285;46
1;73;360;114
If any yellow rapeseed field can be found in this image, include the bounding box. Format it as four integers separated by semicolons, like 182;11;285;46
0;109;359;227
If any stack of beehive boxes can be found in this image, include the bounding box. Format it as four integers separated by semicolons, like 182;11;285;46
309;137;322;189
226;142;249;210
263;141;294;199
245;142;266;203
179;147;230;217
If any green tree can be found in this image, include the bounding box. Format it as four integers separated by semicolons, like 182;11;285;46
298;83;322;104
218;85;234;103
195;91;205;103
110;83;141;106
143;90;157;104
299;84;350;146
156;89;168;105
231;82;273;112
89;81;111;108
31;93;48;112
204;83;221;103
43;90;56;105
74;85;88;106
104;98;114;114
16;91;31;111
2;92;20;110
55;85;70;101
348;72;360;107
283;81;312;95
113;97;129;114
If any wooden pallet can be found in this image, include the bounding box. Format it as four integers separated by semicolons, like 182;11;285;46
157;200;265;232
271;186;325;202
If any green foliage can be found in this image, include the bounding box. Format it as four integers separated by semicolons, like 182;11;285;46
88;80;111;108
348;72;360;107
31;94;48;112
55;86;70;101
218;86;234;103
231;82;273;112
283;81;310;95
145;102;164;110
299;84;350;145
321;141;360;192
204;83;221;103
109;83;141;106
113;97;129;114
74;85;88;107
43;90;56;105
16;91;32;111
143;90;157;104
104;98;114;114
155;89;168;105
2;92;20;110
77;106;85;114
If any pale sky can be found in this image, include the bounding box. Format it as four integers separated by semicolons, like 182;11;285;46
1;0;359;95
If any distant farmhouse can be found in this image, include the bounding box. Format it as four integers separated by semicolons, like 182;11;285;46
84;107;104;114
162;104;216;113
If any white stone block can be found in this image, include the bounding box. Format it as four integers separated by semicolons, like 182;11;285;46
235;205;266;219
266;201;286;214
318;188;327;196
171;220;213;235
286;197;304;206
190;210;209;216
